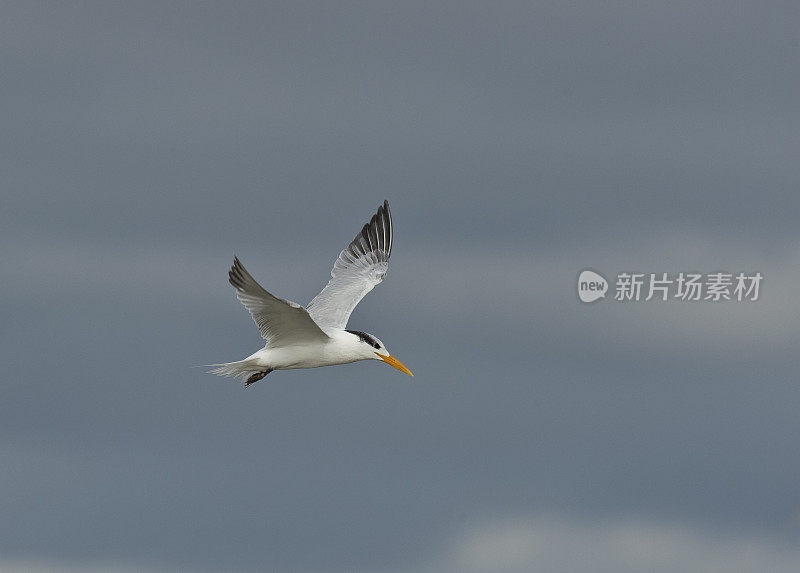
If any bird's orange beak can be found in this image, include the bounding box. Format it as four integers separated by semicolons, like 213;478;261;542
375;352;414;376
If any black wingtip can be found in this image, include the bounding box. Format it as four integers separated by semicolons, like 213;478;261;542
228;256;246;290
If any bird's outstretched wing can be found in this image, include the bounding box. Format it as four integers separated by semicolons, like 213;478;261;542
307;200;392;330
229;257;330;347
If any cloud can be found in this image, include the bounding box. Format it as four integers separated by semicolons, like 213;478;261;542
423;515;800;573
6;514;800;573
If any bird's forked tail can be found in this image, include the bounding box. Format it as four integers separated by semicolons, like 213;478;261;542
206;358;265;382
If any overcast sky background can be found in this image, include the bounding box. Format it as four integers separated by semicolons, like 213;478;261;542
2;1;800;571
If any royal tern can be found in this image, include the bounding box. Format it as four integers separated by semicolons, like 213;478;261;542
209;200;413;386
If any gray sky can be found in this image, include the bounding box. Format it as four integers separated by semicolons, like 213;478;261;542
2;1;800;571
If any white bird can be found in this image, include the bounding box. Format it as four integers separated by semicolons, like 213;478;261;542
209;200;413;386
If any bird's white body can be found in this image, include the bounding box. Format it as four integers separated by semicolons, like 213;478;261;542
242;331;375;371
208;200;412;384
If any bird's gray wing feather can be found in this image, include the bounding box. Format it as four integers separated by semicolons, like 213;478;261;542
307;200;392;330
229;257;330;346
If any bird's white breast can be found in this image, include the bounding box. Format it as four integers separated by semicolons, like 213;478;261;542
248;331;364;370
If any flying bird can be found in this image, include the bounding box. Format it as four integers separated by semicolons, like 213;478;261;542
209;200;413;386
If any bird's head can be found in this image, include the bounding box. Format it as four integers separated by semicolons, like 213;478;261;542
345;330;413;376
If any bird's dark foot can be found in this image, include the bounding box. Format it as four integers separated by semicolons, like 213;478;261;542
244;369;273;387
